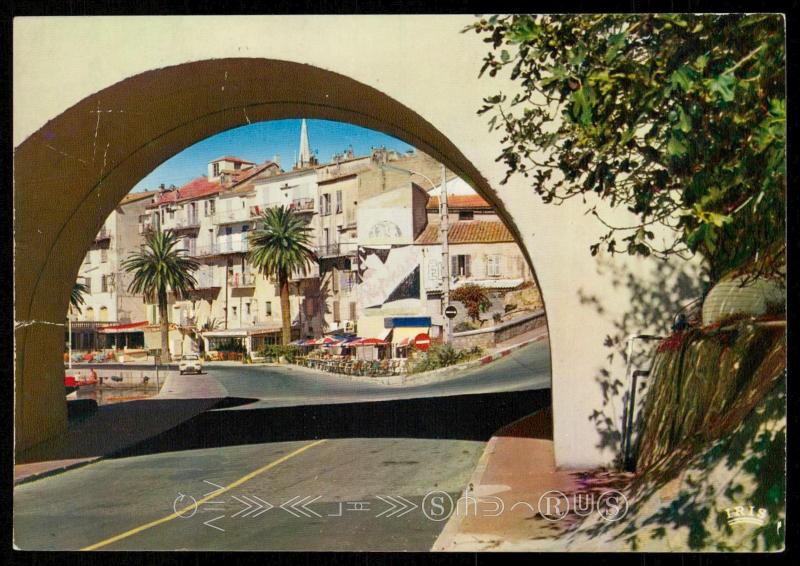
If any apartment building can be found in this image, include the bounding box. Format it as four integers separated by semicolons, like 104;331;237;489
70;191;158;350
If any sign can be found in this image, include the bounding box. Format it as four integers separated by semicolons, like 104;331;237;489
414;333;431;352
444;305;458;319
384;316;432;328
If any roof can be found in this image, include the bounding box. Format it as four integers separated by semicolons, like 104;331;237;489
210;155;255;164
426;194;493;210
148;177;222;207
227;161;281;194
120;190;158;205
414;220;515;245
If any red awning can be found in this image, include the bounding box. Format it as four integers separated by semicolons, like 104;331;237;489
351;337;388;347
98;321;149;334
397;337;411;347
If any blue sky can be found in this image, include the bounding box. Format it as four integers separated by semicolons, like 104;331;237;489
131;119;415;192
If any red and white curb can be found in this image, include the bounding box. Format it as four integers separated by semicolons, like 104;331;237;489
479;333;548;365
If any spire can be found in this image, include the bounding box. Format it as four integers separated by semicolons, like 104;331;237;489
297;119;312;168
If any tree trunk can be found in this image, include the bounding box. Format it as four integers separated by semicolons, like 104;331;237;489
280;273;291;345
159;296;170;365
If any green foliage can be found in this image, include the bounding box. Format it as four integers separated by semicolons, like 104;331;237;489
466;14;785;283
258;343;300;363
70;281;89;312
216;339;246;353
409;344;482;373
122;230;199;303
451;284;492;322
248;205;317;343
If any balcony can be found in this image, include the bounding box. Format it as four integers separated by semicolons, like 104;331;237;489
289;197;315;213
213;207;251;225
229;272;257;288
173;214;201;232
290;262;321;280
316;242;357;258
195;239;250;257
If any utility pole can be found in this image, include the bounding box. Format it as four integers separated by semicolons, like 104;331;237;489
440;164;452;345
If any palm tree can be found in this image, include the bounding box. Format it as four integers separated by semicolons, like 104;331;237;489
122;230;199;363
248;206;317;344
70;281;89;314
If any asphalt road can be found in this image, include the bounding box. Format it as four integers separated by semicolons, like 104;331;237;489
14;341;552;551
208;338;551;410
14;438;485;551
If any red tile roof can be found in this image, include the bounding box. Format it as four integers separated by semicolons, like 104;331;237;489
211;156;255;164
415;220;515;245
148;177;222;207
426;194;493;210
228;161;280;190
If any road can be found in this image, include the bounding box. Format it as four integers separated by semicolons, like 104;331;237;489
14;341;551;551
208;338;551;410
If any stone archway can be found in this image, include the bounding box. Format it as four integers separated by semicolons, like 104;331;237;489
14;58;550;455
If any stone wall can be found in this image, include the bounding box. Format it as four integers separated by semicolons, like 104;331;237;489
452;309;546;350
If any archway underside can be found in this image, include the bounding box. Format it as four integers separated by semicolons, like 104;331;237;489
14;58;550;454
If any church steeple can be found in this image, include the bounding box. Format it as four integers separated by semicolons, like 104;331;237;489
296;119;315;169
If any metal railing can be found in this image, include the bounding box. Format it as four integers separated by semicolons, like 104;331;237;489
195;239;250;257
316;243;357;258
229;272;257;288
290;197;315;212
174;214;200;230
212;207;251;225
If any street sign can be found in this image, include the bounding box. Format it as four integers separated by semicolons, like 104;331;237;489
444;305;458;319
414;333;431;352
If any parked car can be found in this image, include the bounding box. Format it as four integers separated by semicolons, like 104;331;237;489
178;354;203;375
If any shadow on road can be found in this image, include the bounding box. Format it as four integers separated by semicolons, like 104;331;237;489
110;389;552;458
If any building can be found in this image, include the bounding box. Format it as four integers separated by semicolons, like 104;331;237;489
69;190;157;351
72;119;536;359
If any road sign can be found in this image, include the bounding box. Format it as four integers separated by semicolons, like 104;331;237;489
444;305;458;319
414;333;431;352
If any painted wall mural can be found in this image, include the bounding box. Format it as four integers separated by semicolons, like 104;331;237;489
357;245;422;310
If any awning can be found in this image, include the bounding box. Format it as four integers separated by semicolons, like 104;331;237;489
392;326;429;346
98;321;148;334
315;336;341;346
455;278;524;290
203;325;281;338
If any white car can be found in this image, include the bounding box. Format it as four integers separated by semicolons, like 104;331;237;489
178;354;203;375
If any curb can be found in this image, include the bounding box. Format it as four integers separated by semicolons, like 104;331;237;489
478;333;548;365
14;457;101;486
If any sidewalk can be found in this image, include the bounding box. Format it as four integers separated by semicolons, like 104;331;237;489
433;410;583;552
14;373;228;485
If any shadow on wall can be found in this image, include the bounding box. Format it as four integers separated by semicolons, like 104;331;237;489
577;256;708;464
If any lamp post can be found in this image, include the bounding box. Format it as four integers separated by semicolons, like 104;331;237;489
377;162;451;344
67;309;73;370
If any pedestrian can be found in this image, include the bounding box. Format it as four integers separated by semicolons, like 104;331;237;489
89;368;98;384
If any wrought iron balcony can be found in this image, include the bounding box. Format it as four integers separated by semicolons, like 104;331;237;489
289;197;315;213
229;272;257;288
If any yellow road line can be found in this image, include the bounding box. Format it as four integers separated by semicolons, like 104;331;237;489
81;439;327;551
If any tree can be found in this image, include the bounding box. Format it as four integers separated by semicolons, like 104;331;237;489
451;283;492;323
70;281;89;314
122;230;198;363
466;14;785;284
248;206;317;344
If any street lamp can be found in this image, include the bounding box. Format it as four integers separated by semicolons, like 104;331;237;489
377;162;452;344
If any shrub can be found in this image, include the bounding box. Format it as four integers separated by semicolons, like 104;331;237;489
451;284;492;322
409;344;482;374
259;344;300;363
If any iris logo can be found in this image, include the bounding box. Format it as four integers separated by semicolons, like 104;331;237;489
724;506;768;527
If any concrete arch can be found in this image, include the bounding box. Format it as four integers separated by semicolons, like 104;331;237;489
14;57;549;455
15;17;703;467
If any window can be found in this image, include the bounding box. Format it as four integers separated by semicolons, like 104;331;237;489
333;300;341;322
320;193;332;215
323;228;330;247
245;302;251;315
213;162;220;176
84;252;92;265
332;268;339;292
232;306;238;317
335;190;343;214
487;255;501;277
99;306;109;322
85;307;94;321
265;301;272;316
209;199;216;215
458;210;474;221
100;249;108;263
452;254;471;277
84;276;92;293
169;208;175;220
242;224;249;233
101;275;109;293
349;301;357;321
